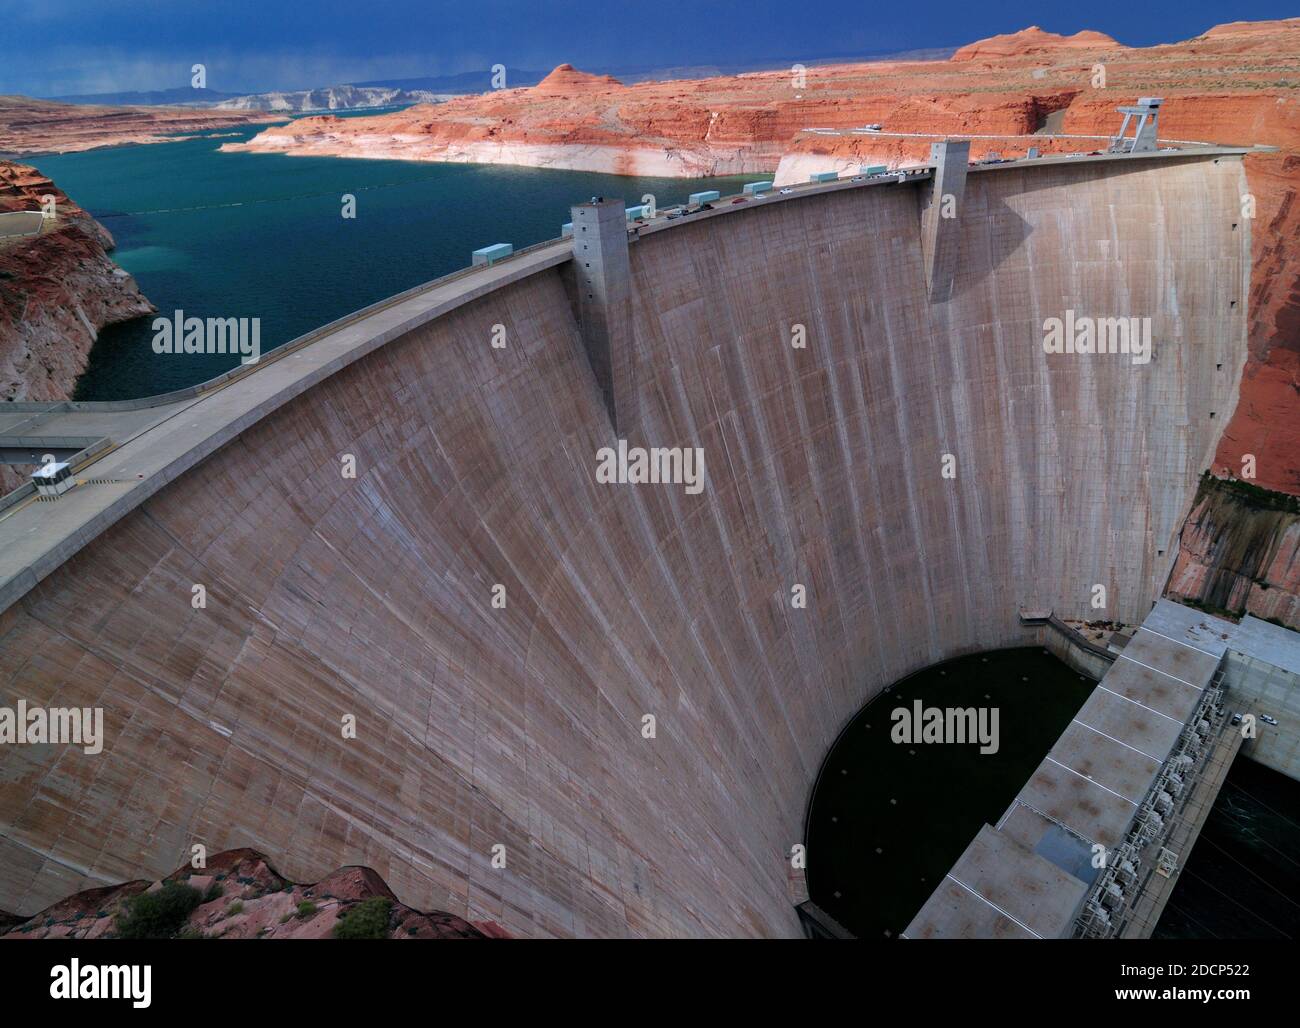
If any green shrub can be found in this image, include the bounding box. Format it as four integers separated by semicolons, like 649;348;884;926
333;897;392;940
297;901;318;919
115;882;203;939
227;900;244;915
203;883;224;902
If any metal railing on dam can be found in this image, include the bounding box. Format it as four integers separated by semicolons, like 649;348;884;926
0;144;1257;934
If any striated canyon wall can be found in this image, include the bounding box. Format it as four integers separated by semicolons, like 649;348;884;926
1166;474;1300;627
0;154;1247;934
0;160;155;491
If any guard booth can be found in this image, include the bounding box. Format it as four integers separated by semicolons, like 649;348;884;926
31;461;75;497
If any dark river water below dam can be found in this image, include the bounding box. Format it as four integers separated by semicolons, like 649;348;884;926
806;647;1300;940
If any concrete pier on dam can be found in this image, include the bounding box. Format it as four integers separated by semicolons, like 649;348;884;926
0;146;1250;936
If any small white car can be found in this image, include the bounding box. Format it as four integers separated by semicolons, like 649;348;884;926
1261;714;1279;726
779;187;794;195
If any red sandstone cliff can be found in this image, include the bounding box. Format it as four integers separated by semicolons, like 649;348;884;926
0;849;508;940
1165;477;1300;627
0;160;156;491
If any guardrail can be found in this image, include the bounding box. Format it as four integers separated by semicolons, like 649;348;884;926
0;211;45;239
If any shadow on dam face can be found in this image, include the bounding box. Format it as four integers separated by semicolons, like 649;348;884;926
0;152;1249;935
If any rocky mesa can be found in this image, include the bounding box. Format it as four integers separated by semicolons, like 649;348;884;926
949;25;1124;61
0;94;279;156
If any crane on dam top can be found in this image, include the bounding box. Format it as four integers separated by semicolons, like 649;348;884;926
1109;97;1163;154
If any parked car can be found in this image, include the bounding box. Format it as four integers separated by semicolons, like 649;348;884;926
779;187;794;195
1261;714;1279;726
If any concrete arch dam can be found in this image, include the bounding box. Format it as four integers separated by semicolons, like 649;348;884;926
0;149;1248;935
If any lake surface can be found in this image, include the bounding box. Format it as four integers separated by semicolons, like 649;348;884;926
30;115;753;400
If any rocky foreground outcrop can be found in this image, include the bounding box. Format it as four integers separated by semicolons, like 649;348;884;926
0;94;279;155
0;160;156;491
0;849;508;940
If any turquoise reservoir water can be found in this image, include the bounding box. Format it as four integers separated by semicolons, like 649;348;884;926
29;117;752;400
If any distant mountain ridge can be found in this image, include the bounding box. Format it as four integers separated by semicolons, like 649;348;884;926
50;86;242;106
212;84;459;112
48;84;462;113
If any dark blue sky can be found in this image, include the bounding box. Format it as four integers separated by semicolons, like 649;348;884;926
2;0;1292;97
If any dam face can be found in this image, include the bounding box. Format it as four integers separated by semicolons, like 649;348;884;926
0;152;1247;935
